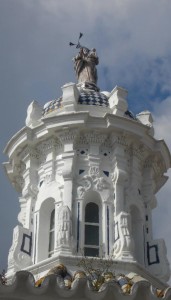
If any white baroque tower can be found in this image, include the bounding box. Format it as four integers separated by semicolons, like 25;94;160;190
3;45;171;292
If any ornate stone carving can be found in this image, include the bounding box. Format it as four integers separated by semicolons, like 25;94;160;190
17;197;27;226
132;144;146;161
11;162;26;192
37;138;62;165
77;177;92;198
56;206;72;247
14;176;24;192
113;212;134;260
89;166;100;178
44;174;53;184
76;167;111;198
95;177;110;191
22;183;38;198
73;47;99;84
75;133;89;146
144;156;153;169
110;133;128;147
58;129;79;144
7;226;32;275
13;162;26;173
21;146;39;160
153;156;164;176
85;131;107;145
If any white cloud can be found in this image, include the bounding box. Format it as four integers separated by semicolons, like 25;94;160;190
152;97;171;283
153;97;171;148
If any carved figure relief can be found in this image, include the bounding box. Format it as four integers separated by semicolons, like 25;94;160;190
56;206;72;247
113;212;134;260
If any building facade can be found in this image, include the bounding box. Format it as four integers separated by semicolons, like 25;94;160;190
2;46;171;299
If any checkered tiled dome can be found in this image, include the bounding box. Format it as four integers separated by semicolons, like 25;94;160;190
78;90;109;107
43;97;63;115
43;90;109;115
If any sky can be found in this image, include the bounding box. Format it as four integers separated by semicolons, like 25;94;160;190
0;0;171;283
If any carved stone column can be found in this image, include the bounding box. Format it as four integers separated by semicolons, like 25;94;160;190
111;135;129;215
37;138;61;183
54;205;73;255
108;86;128;116
59;129;78;210
20;147;39;230
113;212;134;261
61;82;79;112
86;131;107;165
142;158;155;242
129;144;145;202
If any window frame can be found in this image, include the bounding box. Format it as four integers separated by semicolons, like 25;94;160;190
84;202;100;257
48;209;55;257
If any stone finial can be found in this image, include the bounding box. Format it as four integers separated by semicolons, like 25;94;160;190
136;111;154;136
25;100;42;128
136;111;153;126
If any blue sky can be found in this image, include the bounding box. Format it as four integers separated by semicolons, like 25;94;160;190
0;0;171;282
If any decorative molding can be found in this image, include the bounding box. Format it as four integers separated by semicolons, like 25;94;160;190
76;167;111;199
14;176;25;191
36;138;62;165
58;129;79;144
132;144;146;161
85;131;107;144
22;183;38;198
110;133;129;147
21;146;39;160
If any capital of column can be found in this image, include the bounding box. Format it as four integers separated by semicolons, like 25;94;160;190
58;129;79;152
85;131;107;145
62;151;75;180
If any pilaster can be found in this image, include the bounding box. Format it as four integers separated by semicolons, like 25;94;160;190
20;147;39;229
59;129;78;209
61;82;79;112
108;86;128;116
111;134;129;215
86;131;107;165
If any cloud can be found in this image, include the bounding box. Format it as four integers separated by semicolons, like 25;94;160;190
152;96;171;283
153;96;171;149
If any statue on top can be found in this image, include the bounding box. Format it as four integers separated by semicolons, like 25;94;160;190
70;33;99;85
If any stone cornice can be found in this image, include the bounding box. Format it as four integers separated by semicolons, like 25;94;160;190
3;112;171;172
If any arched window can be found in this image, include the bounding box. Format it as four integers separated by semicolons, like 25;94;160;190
48;209;55;257
84;202;99;257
